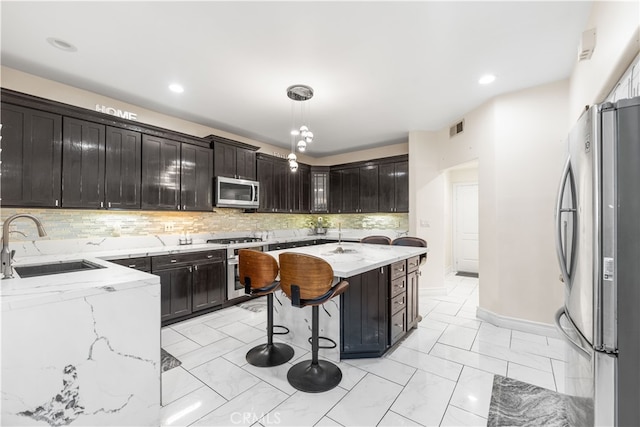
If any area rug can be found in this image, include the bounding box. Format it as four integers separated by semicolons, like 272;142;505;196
487;375;592;427
456;271;479;278
161;349;182;372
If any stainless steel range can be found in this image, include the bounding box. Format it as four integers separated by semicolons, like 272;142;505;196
207;237;266;300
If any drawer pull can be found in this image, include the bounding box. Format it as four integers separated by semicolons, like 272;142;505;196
128;264;136;268
207;255;213;259
170;259;177;263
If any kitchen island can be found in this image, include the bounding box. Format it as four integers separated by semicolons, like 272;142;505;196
264;242;427;360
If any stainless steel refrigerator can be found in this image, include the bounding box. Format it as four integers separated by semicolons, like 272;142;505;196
555;96;640;426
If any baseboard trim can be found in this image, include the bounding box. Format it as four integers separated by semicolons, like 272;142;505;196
476;307;559;338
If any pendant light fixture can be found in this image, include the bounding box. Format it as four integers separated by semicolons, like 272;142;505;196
287;84;314;172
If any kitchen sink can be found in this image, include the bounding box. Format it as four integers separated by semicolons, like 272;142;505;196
14;260;106;278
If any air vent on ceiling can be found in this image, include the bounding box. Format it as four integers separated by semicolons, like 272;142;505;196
449;119;465;138
579;28;596;61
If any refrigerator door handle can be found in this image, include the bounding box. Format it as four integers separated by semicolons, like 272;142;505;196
554;307;591;359
555;158;577;286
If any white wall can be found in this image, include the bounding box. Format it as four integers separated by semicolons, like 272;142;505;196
569;1;640;122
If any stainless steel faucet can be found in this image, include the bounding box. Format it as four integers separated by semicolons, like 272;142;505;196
1;214;47;279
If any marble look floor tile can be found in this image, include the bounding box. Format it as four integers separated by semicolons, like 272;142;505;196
242;360;298;395
390;369;456;426
377;410;423;426
427;312;482;329
449;366;494;418
472;340;552;372
218;321;266;344
314;416;344;426
163;338;201;358
438;324;478;350
511;330;548;345
191;357;260;400
399;326;442;354
440;405;488;427
161;367;205;406
191;382;288;427
333;361;367;391
386;346;462;381
327;374;403;427
510;337;566;361
160;386;226;427
430;343;507;376
551;359;566;394
174;323;228;347
456;309;479;321
507;362;557;391
432;301;464;316
162;327;188;347
344;356;416;386
418;317;449;333
202;307;255;329
179;336;245;370
475;322;512;348
265;387;347;426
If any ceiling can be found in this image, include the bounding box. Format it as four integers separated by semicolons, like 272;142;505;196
0;1;592;156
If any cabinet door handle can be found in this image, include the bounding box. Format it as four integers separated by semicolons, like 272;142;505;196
100;201;104;208
194;265;198;271
207;255;213;259
55;199;59;207
128;264;136;268
183;205;186;210
108;202;112;208
189;266;193;272
170;259;177;263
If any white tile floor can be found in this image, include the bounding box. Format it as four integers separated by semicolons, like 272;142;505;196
160;274;568;426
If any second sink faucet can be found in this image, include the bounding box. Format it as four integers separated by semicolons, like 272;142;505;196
1;214;48;279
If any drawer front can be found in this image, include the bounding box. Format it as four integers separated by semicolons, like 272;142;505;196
391;260;407;280
407;256;421;273
391;292;407;315
110;256;151;272
391;276;407;298
152;250;225;270
390;309;407;345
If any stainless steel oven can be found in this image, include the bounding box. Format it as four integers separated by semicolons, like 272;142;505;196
207;237;265;301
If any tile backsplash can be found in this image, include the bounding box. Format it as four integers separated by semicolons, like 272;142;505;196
1;208;408;241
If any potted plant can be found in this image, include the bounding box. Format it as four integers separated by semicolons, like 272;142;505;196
306;216;331;235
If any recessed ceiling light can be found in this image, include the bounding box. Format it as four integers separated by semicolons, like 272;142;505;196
478;74;496;85
46;37;77;52
169;83;184;93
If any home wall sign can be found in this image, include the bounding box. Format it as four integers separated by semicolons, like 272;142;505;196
95;104;138;121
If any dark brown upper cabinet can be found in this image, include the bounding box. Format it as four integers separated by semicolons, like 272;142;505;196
141;135;181;210
0;103;62;207
62;117;106;208
105;126;142;210
181;143;213;211
330;164;378;213
256;154;289;213
211;138;257;181
379;160;408;213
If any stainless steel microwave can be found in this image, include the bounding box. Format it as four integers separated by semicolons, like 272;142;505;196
214;176;260;208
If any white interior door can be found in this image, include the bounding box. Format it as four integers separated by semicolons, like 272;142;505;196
454;183;479;273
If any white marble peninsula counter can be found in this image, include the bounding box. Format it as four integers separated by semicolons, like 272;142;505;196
264;242;427;361
1;256;161;427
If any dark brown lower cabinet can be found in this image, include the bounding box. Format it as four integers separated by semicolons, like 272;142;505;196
157;266;193;322
341;266;389;358
148;250;226;324
192;259;226;312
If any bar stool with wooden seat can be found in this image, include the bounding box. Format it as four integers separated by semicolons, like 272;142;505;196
391;236;428;265
360;235;392;245
278;253;349;393
239;249;294;367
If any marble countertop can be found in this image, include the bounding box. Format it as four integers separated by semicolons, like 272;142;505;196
1;228;413;309
264;242;427;277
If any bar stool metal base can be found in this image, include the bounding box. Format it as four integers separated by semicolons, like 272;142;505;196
246;342;294;367
287;359;342;393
